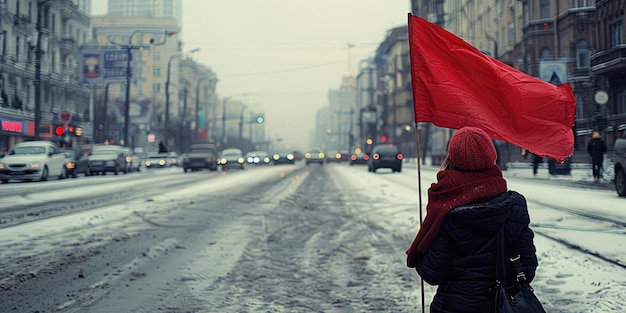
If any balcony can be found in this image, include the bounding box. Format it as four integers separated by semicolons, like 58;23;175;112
590;44;626;76
59;36;77;53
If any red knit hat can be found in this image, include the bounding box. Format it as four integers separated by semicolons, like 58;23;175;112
448;127;497;171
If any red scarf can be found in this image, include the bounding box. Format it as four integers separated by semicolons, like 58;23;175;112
406;166;507;267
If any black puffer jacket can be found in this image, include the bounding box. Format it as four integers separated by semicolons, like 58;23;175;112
415;191;538;313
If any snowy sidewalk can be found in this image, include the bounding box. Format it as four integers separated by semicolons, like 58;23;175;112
402;158;615;192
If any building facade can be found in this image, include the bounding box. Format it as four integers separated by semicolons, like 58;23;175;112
90;15;180;151
411;0;626;162
107;0;182;22
0;0;92;151
373;26;417;158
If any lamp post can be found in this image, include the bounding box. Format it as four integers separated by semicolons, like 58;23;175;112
112;30;174;147
34;0;54;140
164;48;199;148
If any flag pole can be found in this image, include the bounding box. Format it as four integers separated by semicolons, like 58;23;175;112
408;12;426;313
414;121;426;313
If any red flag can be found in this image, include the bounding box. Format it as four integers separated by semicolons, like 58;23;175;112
408;14;576;162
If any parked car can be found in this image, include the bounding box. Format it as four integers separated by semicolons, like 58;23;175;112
219;148;245;170
62;148;90;178
0;140;67;183
182;143;219;172
305;148;325;166
368;144;403;173
613;130;626;197
350;152;369;165
145;153;170;169
245;151;271;166
88;146;127;175
272;150;295;165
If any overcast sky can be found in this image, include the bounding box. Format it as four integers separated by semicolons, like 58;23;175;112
91;1;411;150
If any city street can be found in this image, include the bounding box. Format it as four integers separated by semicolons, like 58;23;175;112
0;162;624;312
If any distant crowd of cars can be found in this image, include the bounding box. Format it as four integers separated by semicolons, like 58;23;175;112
0;140;406;184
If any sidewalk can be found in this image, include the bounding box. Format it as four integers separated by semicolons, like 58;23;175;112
403;158;614;191
503;161;614;191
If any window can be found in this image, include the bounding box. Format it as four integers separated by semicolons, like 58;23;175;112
540;0;550;19
153;51;161;61
15;36;20;61
576;41;589;69
153;83;161;93
612;21;624;47
508;23;514;45
575;0;589;8
618;90;626;115
153;68;161;77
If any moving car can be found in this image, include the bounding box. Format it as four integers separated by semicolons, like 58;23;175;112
305;148;325;166
219;148;245;170
182;143;219;172
327;150;350;163
350;152;369;165
167;152;180;167
271;150;296;165
145;153;170;169
0;140;67;183
62;148;90;178
368;144;403;173
245;150;271;166
88;146;127;175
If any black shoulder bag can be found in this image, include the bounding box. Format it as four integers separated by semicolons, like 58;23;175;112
491;227;546;313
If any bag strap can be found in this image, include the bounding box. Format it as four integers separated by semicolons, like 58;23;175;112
495;227;528;283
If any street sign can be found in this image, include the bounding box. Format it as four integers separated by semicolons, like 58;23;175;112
59;110;72;124
80;49;128;84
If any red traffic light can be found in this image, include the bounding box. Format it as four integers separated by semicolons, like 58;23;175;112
380;135;388;143
55;126;65;136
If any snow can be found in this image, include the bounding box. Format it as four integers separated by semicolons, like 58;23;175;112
328;161;626;312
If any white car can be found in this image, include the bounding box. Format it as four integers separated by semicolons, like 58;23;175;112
0;141;67;183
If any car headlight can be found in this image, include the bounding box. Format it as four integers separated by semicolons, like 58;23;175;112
263;157;271;163
287;154;294;160
66;162;76;169
272;154;279;160
146;160;152;166
30;162;41;168
220;158;227;164
126;156;132;163
0;163;5;169
238;157;245;164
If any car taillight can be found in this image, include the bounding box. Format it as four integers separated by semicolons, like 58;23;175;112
397;153;403;160
364;155;369;160
373;153;380;160
351;155;356;161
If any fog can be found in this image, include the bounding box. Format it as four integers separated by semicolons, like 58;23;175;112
91;0;411;149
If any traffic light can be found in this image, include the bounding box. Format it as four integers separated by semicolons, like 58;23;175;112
55;125;65;136
380;135;388;143
256;115;265;123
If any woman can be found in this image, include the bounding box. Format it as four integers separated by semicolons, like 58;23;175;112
406;127;538;313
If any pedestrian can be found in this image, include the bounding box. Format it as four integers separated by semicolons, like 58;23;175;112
587;131;607;182
406;127;538;313
158;140;168;154
532;152;543;176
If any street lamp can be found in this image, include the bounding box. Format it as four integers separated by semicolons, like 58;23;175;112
34;0;54;140
164;48;199;148
111;30;174;147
